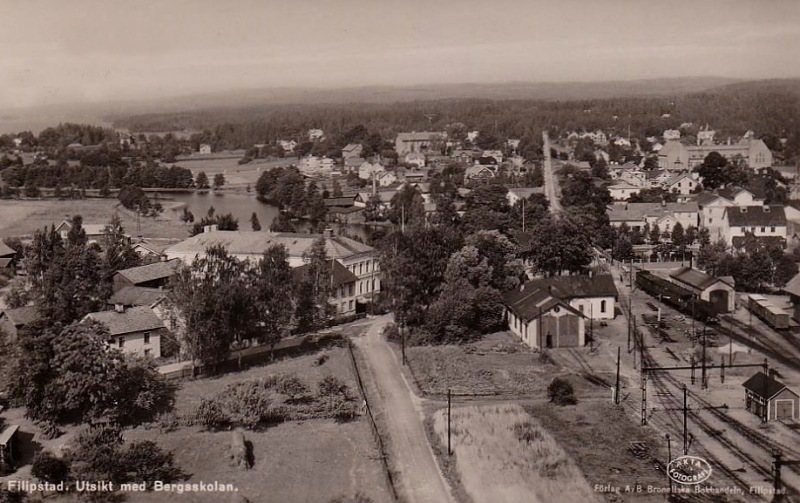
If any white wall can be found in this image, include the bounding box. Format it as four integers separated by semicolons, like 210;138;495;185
568;296;616;320
111;329;162;358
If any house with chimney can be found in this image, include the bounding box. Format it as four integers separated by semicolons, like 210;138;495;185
720;205;787;249
84;305;165;358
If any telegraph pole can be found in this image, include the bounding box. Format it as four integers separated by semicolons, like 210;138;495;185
702;327;708;389
447;388;452;456
666;434;673;493
615;346;621;405
683;385;689;455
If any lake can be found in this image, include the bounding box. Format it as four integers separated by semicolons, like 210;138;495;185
159;192;280;230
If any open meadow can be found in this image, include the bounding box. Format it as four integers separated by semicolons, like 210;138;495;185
432;403;599;503
0;198;191;239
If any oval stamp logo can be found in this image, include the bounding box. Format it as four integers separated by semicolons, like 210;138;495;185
668;456;713;485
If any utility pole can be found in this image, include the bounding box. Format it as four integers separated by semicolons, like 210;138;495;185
447;388;452;456
615;346;621;405
702;327;708;389
683;385;689;455
627;297;632;352
522;198;526;233
589;304;594;351
666;434;673;493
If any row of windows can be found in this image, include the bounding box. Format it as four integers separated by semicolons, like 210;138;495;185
739;226;777;233
349;259;378;276
577;300;608;314
118;331;151;348
339;300;355;313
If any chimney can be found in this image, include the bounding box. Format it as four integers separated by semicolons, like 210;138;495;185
323;228;334;238
114;303;125;313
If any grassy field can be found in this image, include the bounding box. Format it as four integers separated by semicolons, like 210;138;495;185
527;401;669;503
0;199;191;239
432;403;598;503
0;347;391;503
406;332;606;396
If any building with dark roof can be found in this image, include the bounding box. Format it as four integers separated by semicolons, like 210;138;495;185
504;284;586;349
743;371;799;421
0;242;15;260
84;306;165;358
669;267;735;313
721;205;787;248
113;259;180;292
394;132;446;156
108;286;167;308
513;275;619;321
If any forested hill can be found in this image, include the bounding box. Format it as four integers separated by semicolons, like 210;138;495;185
109;79;800;160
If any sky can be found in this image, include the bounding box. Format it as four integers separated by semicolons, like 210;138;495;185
1;0;799;109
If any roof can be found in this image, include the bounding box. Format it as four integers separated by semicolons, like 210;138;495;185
0;242;15;257
85;306;165;336
116;259;181;285
718;187;756;200
645;169;668;180
695;192;728;206
504;286;584;321
725;206;786;227
0;425;19;446
607;202;699;222
670;267;732;290
55;221;128;238
132;242;170;255
108;286;167;307
293;259;358;289
520;275;618;300
664;173;694;186
357;191;395;203
396;132;444;142
784;272;800;298
0;306;41;327
345;157;365;167
742;372;795;400
0;258;13;269
166;230;375;261
508;187;545;199
465;165;495;178
324;197;356;207
342;143;362;153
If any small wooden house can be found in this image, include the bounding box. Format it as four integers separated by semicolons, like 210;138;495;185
743;371;799;422
0;424;20;474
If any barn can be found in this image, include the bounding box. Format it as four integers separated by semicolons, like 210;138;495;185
504;284;586;349
743;371;800;422
669;267;735;313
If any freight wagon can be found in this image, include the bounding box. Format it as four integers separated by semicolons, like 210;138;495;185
635;270;719;324
747;294;791;330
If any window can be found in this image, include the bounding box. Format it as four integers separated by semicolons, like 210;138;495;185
349;300;354;311
771;227;776;233
359;263;363;275
349;284;355;296
709;218;713;224
601;300;607;313
144;332;151;344
761;227;765;233
118;337;125;348
578;305;584;313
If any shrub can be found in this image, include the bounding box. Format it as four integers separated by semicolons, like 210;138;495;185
31;451;70;486
513;421;544;444
382;323;400;342
194;399;231;430
124;441;183;488
318;376;349;397
276;374;310;401
547;378;577;406
315;354;329;366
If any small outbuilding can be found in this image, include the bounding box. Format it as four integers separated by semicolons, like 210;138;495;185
669;267;735;313
0;424;20;474
742;371;800;422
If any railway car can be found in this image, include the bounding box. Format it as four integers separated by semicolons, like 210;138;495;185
635;271;719;324
747;294;791;330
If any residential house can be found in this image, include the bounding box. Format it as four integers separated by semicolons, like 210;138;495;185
404;152;426;169
131;239;177;260
507;187;545;207
113;259;180;292
394;132;445;156
376;171;397;187
464;164;496;183
199;144;212;154
721;205;787;249
342;143;364;159
698;125;716;145
308;129;324;141
403;169;429;184
278;140;297;153
482;150;504;164
299;155;335;175
108;287;167;309
717;187;761;206
609;183;641;201
507;139;521;150
663;129;681;141
166;229;380;300
743;371;799;422
294;260;359;317
84;305;165;358
467;131;480;143
607;201;699;232
355;191;394;211
359;161;386;180
663;173;698;195
344;157;366;173
0;306;40;341
696;193;737;242
55;220;131;245
645;169;672;188
669;267;735;313
451;148;481;164
0;242;16;271
504;284;586;349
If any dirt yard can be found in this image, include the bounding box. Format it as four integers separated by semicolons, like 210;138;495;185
405;332;611;397
432;403;599;503
0;199;191;239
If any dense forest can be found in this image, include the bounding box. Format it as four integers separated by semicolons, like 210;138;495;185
109;79;800;162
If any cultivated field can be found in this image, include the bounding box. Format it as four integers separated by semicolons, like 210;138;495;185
170;153;298;187
406;332;609;397
0;199;191;239
432;403;599;503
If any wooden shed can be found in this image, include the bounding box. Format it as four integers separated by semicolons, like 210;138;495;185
0;424;20;474
743;372;800;422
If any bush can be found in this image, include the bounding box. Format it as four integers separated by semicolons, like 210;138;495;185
547;378;577;406
314;354;329;366
318;376;349;397
382;323;400;342
124;441;183;488
31;451;70;486
513;421;544;444
276;374;310;401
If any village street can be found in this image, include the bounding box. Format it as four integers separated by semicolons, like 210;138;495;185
351;315;455;503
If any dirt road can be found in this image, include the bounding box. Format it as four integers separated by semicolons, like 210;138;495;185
353;316;454;503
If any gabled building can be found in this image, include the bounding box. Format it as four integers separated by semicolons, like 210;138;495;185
658;138;773;171
696;193;737;242
294;260;359;317
278;140;297;153
0;306;40;341
55;220;131;245
663;173;697;195
84;305;165;358
342;143;364;159
609;183;641;201
721;205;787;249
0;242;16;271
743;371;799;422
108;286;167;309
504;284;586;349
359;161;386;180
344;156;366;173
607;201;699;232
507;187;545;207
464;164;496;183
308;129;324;141
404;152;426;169
513;275;618;320
394;132;445;156
199;144;212;154
669;267;735;313
113;259;180;292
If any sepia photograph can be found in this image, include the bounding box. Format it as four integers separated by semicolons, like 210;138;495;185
1;0;800;502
